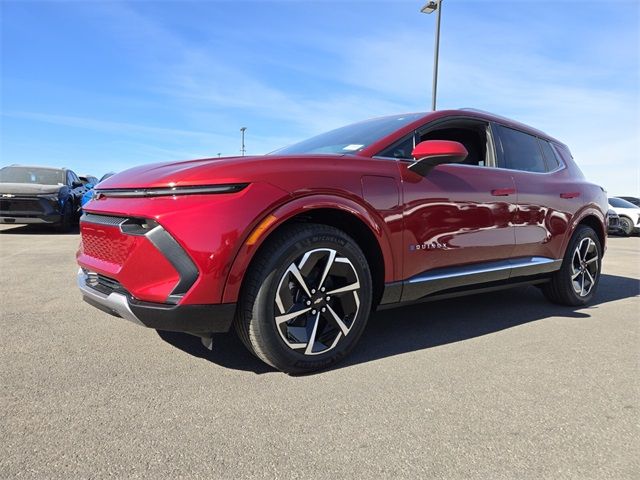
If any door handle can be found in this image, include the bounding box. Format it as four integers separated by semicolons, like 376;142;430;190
560;192;580;199
491;188;516;196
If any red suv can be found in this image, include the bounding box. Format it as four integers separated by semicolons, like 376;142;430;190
77;109;608;373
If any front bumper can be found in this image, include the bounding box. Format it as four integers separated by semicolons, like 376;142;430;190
77;269;236;335
0;215;60;224
607;215;620;234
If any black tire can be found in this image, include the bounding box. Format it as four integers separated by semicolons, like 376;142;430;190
54;202;73;233
235;223;372;374
618;216;634;236
542;225;602;306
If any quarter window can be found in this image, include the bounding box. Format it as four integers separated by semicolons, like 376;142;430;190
378;134;415;160
539;140;561;170
496;125;546;173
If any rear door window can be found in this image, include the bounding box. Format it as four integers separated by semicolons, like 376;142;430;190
496;125;547;173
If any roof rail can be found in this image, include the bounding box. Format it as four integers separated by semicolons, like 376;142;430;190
459;107;511;121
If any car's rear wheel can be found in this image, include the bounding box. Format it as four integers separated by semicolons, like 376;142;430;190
619;216;634;236
542;225;602;306
235;223;372;374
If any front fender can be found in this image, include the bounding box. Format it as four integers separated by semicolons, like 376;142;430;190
222;194;396;304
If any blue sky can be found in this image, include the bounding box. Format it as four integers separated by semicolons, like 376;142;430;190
1;0;638;195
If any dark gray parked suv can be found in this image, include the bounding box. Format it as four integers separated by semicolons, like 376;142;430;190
0;165;87;231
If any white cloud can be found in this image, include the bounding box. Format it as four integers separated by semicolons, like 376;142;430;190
334;24;639;195
3;111;223;140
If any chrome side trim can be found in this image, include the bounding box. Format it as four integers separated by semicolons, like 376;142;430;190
402;256;562;302
77;269;144;326
509;256;562;278
95;183;248;198
408;259;512;284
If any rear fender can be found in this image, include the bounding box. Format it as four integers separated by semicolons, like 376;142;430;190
563;204;607;255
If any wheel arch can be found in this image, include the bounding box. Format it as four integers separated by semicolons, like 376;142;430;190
222;195;394;308
573;210;606;255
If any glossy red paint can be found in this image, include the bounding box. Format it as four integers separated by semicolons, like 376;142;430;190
78;182;291;304
78;109;607;313
411;139;469;160
400;162;518;277
78;221;180;303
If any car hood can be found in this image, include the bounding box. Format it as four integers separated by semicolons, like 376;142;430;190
96;154;346;190
0;183;62;195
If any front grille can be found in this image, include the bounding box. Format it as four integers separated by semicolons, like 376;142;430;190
86;272;128;296
79;214;199;304
81;213;128;226
81;229;134;265
0;198;46;213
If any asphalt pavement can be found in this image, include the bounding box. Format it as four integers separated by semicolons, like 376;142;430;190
1;224;638;479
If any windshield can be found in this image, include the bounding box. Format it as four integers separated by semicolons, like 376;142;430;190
271;113;424;155
609;197;638;209
0;166;65;185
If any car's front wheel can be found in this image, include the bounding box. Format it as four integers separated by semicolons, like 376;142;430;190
542;225;602;306
235;223;372;374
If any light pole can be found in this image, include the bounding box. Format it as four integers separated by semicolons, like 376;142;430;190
240;127;247;156
420;0;443;111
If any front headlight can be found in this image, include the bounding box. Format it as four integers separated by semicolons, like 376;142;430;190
38;193;61;206
94;183;248;198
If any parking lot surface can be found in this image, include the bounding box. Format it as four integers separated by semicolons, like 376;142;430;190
1;225;638;479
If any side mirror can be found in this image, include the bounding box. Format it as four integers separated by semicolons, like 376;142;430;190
72;180;84;188
408;140;468;176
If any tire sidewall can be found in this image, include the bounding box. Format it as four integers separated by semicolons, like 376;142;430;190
248;226;372;372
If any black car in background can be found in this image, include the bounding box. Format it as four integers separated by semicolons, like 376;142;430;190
0;165;87;231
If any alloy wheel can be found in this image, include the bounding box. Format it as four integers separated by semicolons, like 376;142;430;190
274;248;361;355
570;237;599;297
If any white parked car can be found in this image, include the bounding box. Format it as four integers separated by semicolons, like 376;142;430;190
608;197;640;236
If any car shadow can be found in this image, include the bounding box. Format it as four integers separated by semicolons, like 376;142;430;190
0;224;80;235
157;273;639;375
